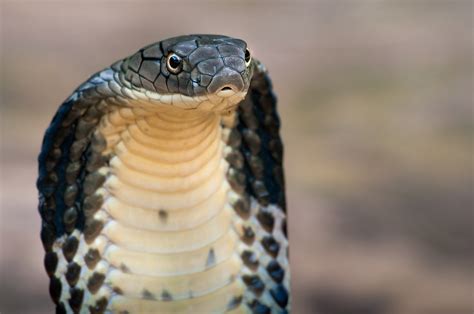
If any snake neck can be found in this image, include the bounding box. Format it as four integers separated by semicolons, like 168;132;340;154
100;107;229;219
78;106;246;312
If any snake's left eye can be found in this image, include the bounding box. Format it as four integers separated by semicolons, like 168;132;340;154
244;48;252;66
166;53;182;74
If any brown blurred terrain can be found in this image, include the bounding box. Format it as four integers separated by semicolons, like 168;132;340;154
0;1;472;313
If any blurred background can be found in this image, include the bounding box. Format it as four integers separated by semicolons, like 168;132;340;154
0;1;472;313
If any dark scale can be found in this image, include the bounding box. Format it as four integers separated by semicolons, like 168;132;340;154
161;290;173;301
69;138;89;161
98;81;119;97
44;196;56;213
227;168;247;194
87;272;106;294
227;295;243;311
63;206;78;233
83;172;106;195
62;236;79;262
65;162;82;184
225;149;245;169
80;86;102;100
242;225;256;245
48;172;59;185
83;193;104;217
44;251;58;277
139;60;161;82
45;156;58;172
40;223;56;251
85;152;108;173
49;276;62;304
261;236;280;258
241;250;259;271
242;129;261;155
242;275;265;296
252;180;270;204
89;297;108;314
84;248;101;269
258;93;277;115
142;289;157;300
273;165;285;187
84;104;104;120
119;263;131;273
68;287;84;313
248;299;271;314
266;260;285;284
256;209;275;233
270;284;289;308
282;218;288;238
247;155;264;179
42;172;59;197
65;262;81;286
241;111;259;131
60;109;83;128
40;178;56;198
231;195;251;219
45;148;62;171
239;95;254;113
90;130;107;152
206;248;216;267
112;286;124;295
53;127;72;150
63;184;79;207
268;138;283;162
56;302;67;314
84;219;104;243
226;128;242;147
158;209;168;222
41;205;55;225
263;114;280;135
79;119;100;135
49;147;62;160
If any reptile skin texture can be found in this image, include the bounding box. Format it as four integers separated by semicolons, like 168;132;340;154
37;35;289;314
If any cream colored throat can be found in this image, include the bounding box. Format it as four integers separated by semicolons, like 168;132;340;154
89;107;245;312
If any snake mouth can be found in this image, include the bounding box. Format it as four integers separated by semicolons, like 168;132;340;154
133;87;247;113
216;86;238;98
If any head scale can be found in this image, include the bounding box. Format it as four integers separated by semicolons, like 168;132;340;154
122;34;254;110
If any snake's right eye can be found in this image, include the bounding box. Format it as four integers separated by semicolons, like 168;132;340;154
244;48;252;66
166;53;182;74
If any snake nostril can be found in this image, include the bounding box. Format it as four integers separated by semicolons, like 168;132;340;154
220;86;233;91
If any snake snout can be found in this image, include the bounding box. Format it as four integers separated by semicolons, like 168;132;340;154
207;67;245;96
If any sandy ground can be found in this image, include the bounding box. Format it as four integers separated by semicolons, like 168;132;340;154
1;1;472;313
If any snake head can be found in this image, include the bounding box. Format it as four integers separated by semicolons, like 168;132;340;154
122;34;254;111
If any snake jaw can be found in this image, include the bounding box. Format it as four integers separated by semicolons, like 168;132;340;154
126;82;248;113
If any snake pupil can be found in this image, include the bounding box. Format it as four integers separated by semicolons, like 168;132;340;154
167;54;182;73
169;56;180;68
245;49;251;64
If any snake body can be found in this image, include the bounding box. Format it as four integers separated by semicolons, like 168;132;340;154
37;35;289;313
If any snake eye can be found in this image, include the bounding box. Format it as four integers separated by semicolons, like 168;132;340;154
244;48;252;66
166;53;182;74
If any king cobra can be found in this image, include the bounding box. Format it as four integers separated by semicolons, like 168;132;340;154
37;34;289;313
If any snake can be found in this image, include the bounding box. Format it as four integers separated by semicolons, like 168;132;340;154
37;34;289;314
